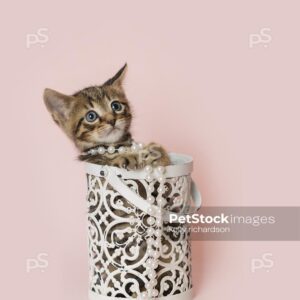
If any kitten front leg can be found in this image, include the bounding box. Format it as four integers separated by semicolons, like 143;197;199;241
111;144;170;170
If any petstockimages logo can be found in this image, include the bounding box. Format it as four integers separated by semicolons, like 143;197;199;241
169;212;275;226
170;213;231;224
165;207;300;241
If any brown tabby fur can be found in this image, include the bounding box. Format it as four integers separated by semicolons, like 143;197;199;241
43;64;170;168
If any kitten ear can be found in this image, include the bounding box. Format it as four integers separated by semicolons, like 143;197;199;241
104;63;127;87
43;88;75;125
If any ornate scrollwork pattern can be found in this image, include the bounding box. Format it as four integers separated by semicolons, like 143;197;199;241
87;173;192;299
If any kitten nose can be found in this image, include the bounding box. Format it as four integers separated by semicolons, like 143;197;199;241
106;118;116;126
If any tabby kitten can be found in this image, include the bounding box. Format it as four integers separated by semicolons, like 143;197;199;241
43;64;170;169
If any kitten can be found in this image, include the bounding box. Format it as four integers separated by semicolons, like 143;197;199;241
43;64;170;169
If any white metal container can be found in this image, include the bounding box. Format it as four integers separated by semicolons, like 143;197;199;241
85;153;201;300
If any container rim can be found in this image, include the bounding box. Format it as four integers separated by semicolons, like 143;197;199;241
85;152;193;179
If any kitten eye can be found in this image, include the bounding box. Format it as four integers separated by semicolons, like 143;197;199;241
111;101;123;112
85;111;98;122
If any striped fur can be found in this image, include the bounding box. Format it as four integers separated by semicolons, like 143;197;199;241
44;64;170;169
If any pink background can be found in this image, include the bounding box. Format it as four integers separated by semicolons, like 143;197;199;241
1;0;299;299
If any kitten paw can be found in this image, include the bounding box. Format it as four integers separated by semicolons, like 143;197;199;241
112;155;139;170
142;143;170;167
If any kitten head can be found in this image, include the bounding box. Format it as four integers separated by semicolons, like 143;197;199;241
44;64;132;151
